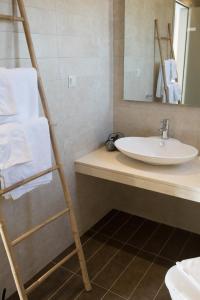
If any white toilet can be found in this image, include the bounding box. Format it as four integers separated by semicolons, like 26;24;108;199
165;265;200;300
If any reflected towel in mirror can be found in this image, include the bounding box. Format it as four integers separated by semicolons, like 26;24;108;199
156;59;182;104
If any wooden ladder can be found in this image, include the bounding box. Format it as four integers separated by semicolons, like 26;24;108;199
154;19;176;103
0;1;92;299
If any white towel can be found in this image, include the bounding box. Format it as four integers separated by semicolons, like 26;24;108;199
169;59;178;82
165;266;200;300
164;59;178;85
156;59;182;103
0;68;16;115
0;122;32;169
1;117;52;200
176;257;200;291
0;68;39;123
168;83;182;104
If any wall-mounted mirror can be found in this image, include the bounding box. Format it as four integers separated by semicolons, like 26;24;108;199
123;0;200;106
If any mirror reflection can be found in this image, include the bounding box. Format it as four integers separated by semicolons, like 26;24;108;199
123;0;200;106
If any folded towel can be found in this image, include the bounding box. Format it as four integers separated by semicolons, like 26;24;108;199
0;68;39;123
176;257;200;291
0;122;32;169
1;117;52;200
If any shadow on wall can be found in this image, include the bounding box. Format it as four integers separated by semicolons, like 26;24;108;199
1;289;6;300
75;173;116;233
113;181;200;234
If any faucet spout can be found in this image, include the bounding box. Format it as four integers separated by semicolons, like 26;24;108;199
160;119;169;139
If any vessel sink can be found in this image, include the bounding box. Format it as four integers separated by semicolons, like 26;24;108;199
115;137;199;165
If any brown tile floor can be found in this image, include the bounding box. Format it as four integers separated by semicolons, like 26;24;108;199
9;209;199;300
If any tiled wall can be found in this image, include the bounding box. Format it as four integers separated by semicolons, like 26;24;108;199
113;0;200;234
0;0;114;295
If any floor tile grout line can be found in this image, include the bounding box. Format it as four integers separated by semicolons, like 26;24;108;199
80;212;133;266
96;220;148;246
73;279;128;300
74;218;145;300
103;289;128;300
119;224;163;299
90;215;134;281
93;282;128;300
48;212;121;299
73;215;134;299
92;210;121;233
47;272;75;300
178;232;193;260
108;215;139;241
128;227;176;300
51;210;120;265
91;232;177;264
47;215;177;300
147;252;175;264
52;210;122;273
152;281;165;300
101;221;161;300
51;211;132;299
58;233;111;274
9;213;189;300
92;218;146;282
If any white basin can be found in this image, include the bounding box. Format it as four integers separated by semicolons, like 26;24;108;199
115;137;199;165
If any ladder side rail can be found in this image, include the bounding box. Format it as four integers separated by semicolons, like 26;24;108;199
16;0;91;291
0;1;92;297
168;23;175;60
0;221;28;300
155;19;169;103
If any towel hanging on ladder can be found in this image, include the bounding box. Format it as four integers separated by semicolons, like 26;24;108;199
0;68;39;124
1;117;52;200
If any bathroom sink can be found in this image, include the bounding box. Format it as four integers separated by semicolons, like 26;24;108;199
115;137;199;165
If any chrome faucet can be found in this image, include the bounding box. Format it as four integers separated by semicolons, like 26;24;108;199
160;119;169;139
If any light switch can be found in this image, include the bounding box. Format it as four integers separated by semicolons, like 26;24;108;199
68;75;77;88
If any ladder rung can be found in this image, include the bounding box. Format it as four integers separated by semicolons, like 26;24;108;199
0;165;59;196
26;249;77;294
12;208;69;246
155;37;170;41
0;14;24;22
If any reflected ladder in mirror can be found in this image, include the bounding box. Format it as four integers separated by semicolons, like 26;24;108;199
154;19;176;103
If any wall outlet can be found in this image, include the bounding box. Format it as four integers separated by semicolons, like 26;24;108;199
187;27;197;32
68;75;77;88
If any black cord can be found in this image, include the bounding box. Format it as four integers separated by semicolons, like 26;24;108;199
2;289;6;300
